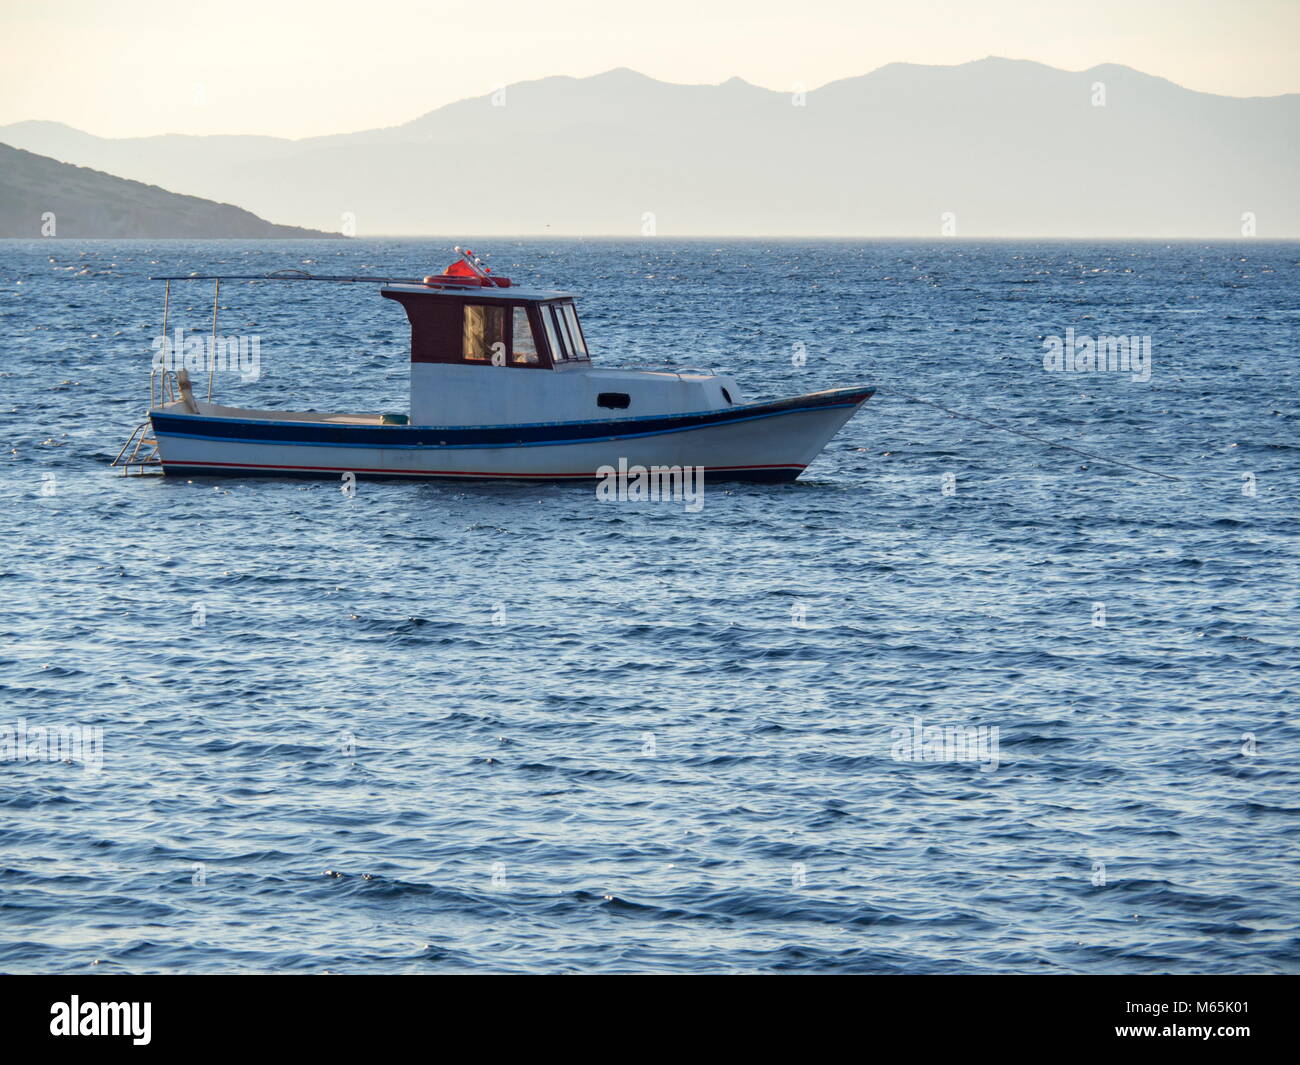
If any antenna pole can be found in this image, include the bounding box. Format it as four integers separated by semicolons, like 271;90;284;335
155;279;171;409
208;278;221;402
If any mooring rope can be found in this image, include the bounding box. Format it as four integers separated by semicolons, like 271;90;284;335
877;386;1183;482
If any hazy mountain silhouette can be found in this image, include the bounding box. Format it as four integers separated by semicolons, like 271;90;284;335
0;143;339;238
2;58;1295;237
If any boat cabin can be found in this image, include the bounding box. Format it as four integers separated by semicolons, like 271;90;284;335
381;262;743;428
381;283;589;371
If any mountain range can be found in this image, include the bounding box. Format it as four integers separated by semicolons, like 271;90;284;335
2;58;1296;237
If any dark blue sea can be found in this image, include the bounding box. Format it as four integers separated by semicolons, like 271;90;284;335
1;238;1297;974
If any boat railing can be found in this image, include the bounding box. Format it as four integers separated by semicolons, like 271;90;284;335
150;364;180;409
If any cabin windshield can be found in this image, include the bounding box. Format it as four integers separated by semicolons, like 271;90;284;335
543;300;589;362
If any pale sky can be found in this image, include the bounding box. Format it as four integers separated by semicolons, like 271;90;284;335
1;0;1296;138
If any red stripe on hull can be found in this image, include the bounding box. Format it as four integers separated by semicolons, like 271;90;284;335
162;460;806;478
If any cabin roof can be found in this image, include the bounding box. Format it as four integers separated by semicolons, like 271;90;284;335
381;283;575;302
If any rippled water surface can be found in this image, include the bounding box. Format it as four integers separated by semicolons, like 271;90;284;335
1;238;1297;973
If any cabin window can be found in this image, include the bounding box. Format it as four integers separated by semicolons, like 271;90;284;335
561;302;588;358
511;306;539;365
463;304;506;362
542;304;567;362
597;392;630;409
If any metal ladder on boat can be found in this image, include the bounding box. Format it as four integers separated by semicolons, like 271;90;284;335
111;419;163;476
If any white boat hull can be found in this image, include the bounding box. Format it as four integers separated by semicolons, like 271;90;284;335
149;387;873;482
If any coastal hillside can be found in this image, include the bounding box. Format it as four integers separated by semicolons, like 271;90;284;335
0;142;339;238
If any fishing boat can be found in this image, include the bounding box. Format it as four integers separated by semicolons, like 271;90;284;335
113;249;874;482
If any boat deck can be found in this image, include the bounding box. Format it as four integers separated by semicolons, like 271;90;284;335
157;400;387;425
